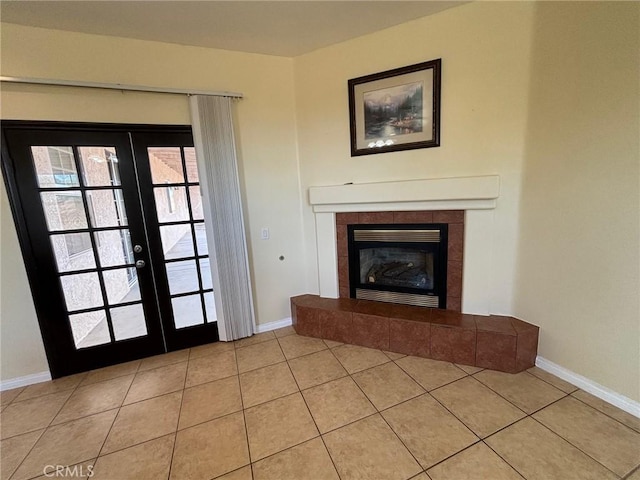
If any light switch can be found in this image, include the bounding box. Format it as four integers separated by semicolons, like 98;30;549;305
261;227;270;240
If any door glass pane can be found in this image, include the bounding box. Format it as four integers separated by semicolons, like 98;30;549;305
160;225;194;260
204;292;216;323
95;229;134;267
86;189;128;228
184;147;199;183
172;294;204;328
154;186;189;222
104;268;140;304
31;146;79;188
148;147;184;184
111;304;147;340
78;147;121;187
189;186;204;220
194;223;208;256
166;260;199;295
60;272;103;311
51;233;96;272
199;258;212;290
70;310;110;348
41;192;88;231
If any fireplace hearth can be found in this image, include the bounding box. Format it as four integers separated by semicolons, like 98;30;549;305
348;224;448;308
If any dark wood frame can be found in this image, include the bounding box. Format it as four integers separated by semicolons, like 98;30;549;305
348;59;441;156
1;121;219;378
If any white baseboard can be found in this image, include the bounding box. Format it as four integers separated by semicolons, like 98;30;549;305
536;356;640;419
1;371;52;392
255;317;292;334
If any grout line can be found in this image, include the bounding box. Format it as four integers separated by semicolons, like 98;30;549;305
166;358;189;480
5;373;96;476
93;365;141;462
346;361;426;473
236;354;256;470
282;349;343;480
622;464;640;480
528;414;622;478
570;392;640;434
480;435;528;480
4;427;47;480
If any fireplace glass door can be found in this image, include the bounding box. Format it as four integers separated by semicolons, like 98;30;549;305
348;224;447;308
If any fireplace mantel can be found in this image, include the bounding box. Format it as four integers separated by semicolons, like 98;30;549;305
309;175;501;315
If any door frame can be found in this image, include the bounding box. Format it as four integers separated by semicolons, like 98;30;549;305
1;120;217;377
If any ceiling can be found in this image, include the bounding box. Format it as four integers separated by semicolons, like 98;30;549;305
0;1;466;57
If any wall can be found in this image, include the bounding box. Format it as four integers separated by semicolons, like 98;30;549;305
514;2;640;401
294;1;536;315
0;181;51;380
0;23;307;381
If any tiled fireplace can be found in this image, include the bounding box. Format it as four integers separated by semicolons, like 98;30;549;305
336;210;463;311
295;176;540;373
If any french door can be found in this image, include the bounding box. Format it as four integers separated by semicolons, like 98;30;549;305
2;122;219;377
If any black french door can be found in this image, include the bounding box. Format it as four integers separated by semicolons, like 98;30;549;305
2;122;219;378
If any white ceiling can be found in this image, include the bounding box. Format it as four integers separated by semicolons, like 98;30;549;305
0;1;466;57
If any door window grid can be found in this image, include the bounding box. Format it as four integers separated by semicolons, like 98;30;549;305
150;146;214;327
31;145;146;348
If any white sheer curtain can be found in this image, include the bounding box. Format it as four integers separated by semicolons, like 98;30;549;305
189;95;255;341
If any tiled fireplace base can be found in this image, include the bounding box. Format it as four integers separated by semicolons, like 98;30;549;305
291;295;539;373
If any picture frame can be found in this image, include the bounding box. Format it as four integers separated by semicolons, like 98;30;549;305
348;59;441;156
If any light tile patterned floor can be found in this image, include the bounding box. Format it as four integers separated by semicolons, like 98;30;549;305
1;328;639;480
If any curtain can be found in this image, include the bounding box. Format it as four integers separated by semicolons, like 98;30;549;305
189;95;255;341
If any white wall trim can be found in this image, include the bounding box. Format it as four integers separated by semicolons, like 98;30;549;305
309;175;500;207
536;356;640;419
1;371;52;391
255;317;293;333
308;175;500;314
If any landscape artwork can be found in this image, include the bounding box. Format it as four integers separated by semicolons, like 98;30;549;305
348;59;441;156
363;82;424;140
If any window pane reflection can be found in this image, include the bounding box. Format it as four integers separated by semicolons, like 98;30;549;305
70;310;110;349
172;295;204;329
95;229;134;267
78;147;121;187
104;268;140;304
154;187;189;223
60;272;103;312
160;225;194;260
149;147;184;184
111;304;147;341
50;233;96;272
41;192;87;231
32;146;79;188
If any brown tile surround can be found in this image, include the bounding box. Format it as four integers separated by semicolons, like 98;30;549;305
336;210;464;311
291;295;539;374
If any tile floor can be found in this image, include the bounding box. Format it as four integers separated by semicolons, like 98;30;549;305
1;327;639;480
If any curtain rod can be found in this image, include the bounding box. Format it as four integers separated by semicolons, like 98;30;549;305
0;76;243;98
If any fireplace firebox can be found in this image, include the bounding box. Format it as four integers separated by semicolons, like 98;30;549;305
348;224;448;308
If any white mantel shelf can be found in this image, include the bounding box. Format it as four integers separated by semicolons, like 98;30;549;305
308;175;501;315
309;175;500;212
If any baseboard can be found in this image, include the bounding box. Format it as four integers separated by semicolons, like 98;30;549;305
255;317;292;334
536;356;640;419
0;371;52;392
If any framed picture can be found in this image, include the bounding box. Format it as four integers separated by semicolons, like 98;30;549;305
348;59;441;156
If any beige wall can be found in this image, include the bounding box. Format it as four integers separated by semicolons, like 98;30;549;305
1;181;50;379
294;1;536;315
514;2;640;401
0;24;307;380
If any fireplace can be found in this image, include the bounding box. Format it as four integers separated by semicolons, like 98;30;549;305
348;224;448;308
